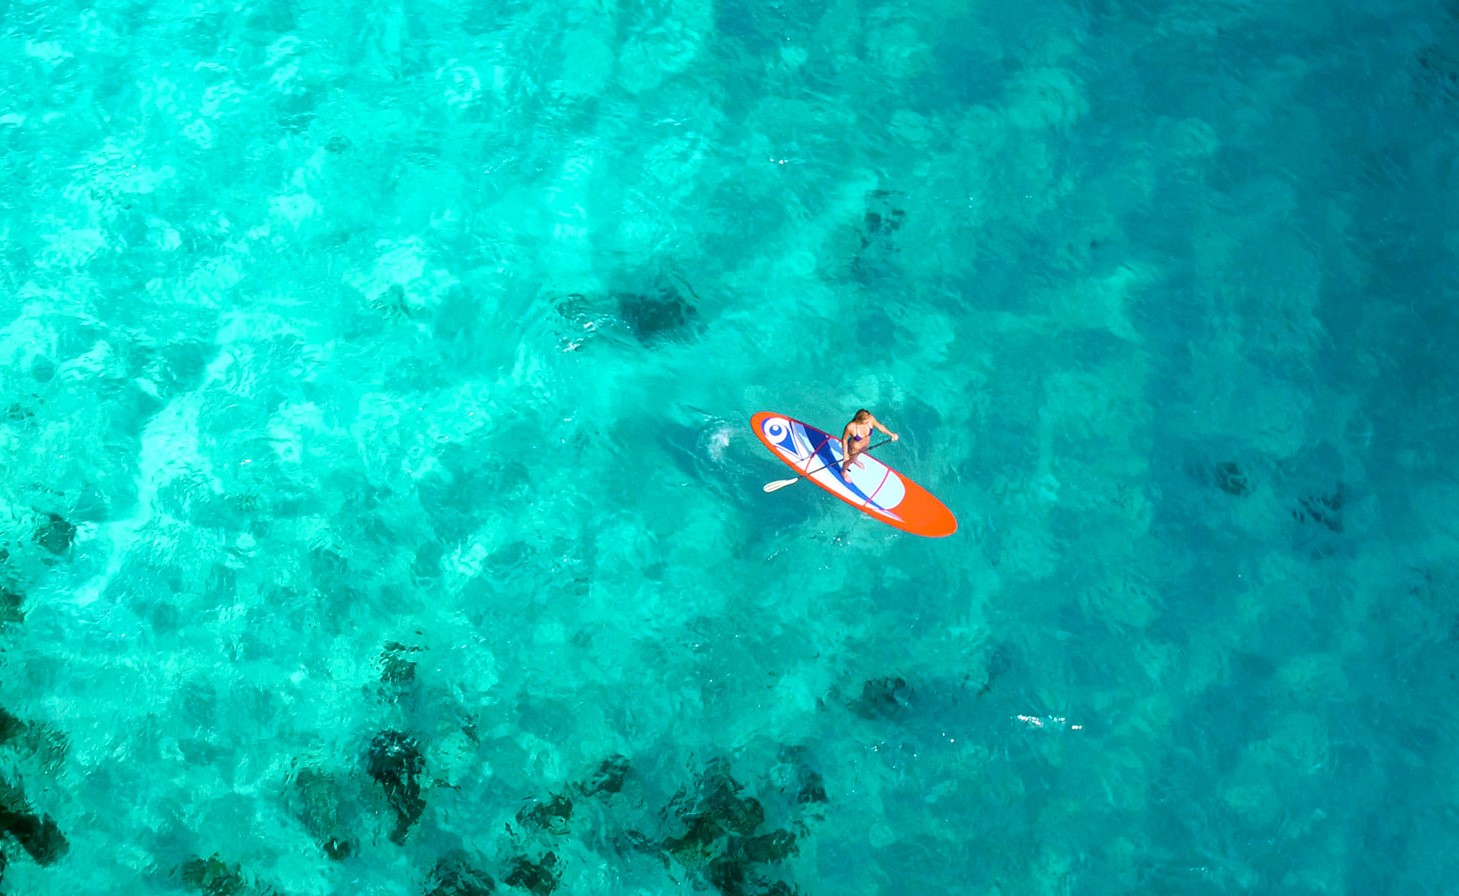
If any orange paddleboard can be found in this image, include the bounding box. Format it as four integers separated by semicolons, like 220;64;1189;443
752;411;957;537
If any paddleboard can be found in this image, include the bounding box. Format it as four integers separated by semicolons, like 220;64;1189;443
751;411;957;537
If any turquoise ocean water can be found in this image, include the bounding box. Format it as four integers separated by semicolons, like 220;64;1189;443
3;0;1459;892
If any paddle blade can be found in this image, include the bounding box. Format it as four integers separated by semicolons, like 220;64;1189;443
762;477;802;493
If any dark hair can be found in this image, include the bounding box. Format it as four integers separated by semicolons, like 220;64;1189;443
854;409;871;421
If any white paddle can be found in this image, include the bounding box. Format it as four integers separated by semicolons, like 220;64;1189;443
762;439;892;492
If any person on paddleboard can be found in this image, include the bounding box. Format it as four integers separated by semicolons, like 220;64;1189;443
841;409;898;475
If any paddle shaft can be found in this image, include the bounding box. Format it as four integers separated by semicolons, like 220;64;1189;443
764;438;892;492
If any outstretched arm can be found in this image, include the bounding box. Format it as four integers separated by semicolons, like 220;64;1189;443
872;417;900;441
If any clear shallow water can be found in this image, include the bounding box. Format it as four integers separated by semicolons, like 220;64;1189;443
3;0;1459;891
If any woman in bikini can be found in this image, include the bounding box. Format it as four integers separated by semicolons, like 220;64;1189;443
841;409;898;476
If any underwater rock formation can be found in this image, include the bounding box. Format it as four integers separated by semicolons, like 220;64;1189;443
0;707;67;775
322;836;352;861
297;744;826;894
552;276;704;350
666;759;765;848
0;775;68;866
286;765;356;861
0;583;20;625
424;850;496;896
794;766;826;807
1184;457;1253;498
659;758;805;896
366;730;427;843
1293;489;1344;533
850;189;907;281
1212;461;1251;497
850;676;913;721
379;642;420;691
859;189;907;251
0;709;23;747
176;852;285;895
3;402;33;423
615;284;700;344
178;854;248;895
576;754;630;798
705;843;802;896
33;513;76;555
516;792;573;835
502;851;559;896
1277;442;1348;538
